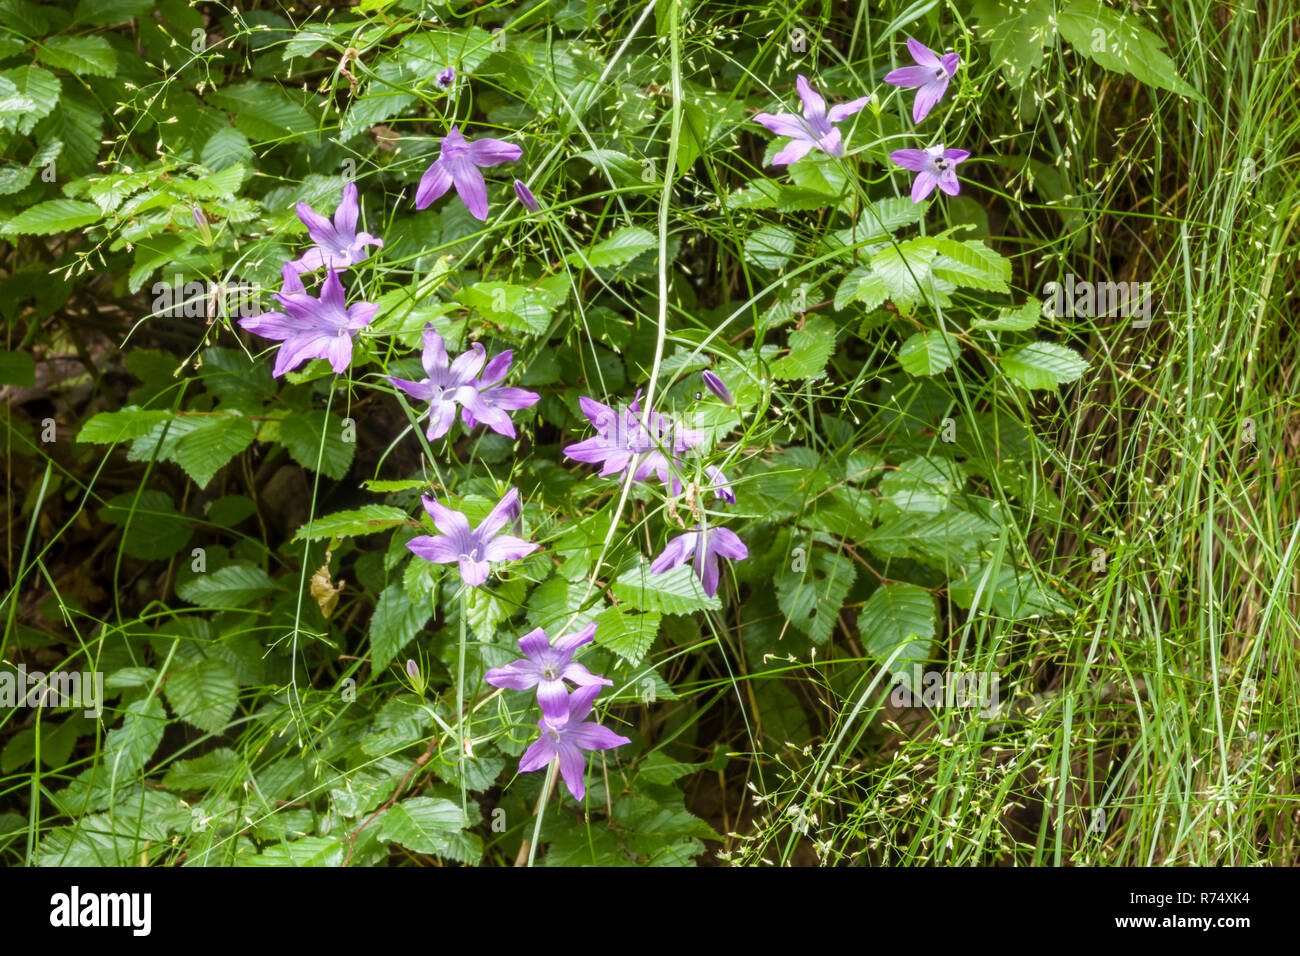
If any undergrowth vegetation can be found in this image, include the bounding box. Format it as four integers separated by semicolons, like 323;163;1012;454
1;0;1297;866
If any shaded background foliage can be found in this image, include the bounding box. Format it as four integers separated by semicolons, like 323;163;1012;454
2;0;1298;865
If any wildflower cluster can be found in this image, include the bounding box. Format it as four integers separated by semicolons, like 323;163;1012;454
236;39;960;804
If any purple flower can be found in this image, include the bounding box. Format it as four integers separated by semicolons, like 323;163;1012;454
388;326;480;440
884;38;959;124
518;684;631;801
513;179;541;212
484;623;611;725
753;75;870;166
701;369;733;405
650;518;748;597
415;126;522;221
437;66;455;89
563;392;704;487
889;144;970;202
406;488;539;588
289;182;383;274
238;266;377;377
459;348;540;439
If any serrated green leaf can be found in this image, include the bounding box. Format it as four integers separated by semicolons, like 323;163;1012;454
1001;342;1088;389
970;0;1054;89
279;410;356;479
972;300;1040;331
1058;0;1203;100
165;657;238;733
569;226;657;269
612;562;720;615
858;583;936;689
369;583;431;672
743;224;796;270
931;238;1011;292
176;563;277;607
293;505;411;543
172;416;256;488
2;198;99;236
775;548;857;645
36;35;117;76
593;606;661;664
898;330;959;377
771;314;837;381
377;797;478;862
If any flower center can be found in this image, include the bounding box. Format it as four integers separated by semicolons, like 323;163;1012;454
336;327;347;336
934;67;947;80
541;666;558;681
459;545;482;562
545;726;562;743
933;158;950;172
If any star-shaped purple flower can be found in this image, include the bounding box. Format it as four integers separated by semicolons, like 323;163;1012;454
459;348;540;439
238;266;377;377
650;518;748;597
753;75;870;166
884;38;959;124
563;393;704;487
889;144;970;202
289;182;383;274
406;488;539;588
415;126;522;221
387;325;486;440
518;684;631;801
484;623;612;725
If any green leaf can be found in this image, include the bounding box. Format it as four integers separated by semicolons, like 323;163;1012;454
36;35;117;76
870;237;939;314
176;563;277;607
246;837;345;867
0;348;35;386
593;605;661;664
931;238;1011;293
879;457;967;515
834;265;888;311
743;224;796;270
568;226;658;269
2;198;99;236
73;0;155;27
860;510;998;566
293;505;411;542
172;416;256;488
162;748;238;790
279;410;356;480
104;695;166;781
771;314;837;381
0;66;60;134
377;797;479;862
898;330;959;377
457;281;557;336
369;583;431;672
775;548;857;645
972;300;1040;331
98;489;192;560
612;562;720;615
77;407;172;444
970;0;1054;89
858;583;936;689
206;82;320;145
1058;0;1203;100
1001;342;1088;389
165;657;238;733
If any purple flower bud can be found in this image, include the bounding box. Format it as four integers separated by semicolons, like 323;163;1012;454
513;179;541;212
701;370;733;405
406;659;420;681
437;66;455;89
191;206;208;230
